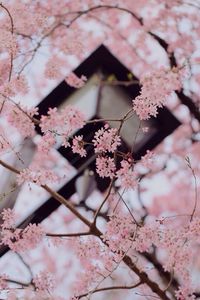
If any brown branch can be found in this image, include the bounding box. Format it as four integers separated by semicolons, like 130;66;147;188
42;184;92;228
117;190;140;226
0;3;14;34
78;280;142;299
8;51;14;82
0;158;172;300
62;5;142;27
185;156;198;221
16;253;33;279
0;94;40;125
122;255;170;300
0;159;92;228
0;3;14;81
82;5;142;24
5;278;31;288
46;231;91;237
144;252;179;294
0;159;20;175
92;178;114;226
137;176;148;217
77;201;109;221
86;118;122;124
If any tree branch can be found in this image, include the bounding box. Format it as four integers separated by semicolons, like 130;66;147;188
78;280;142;299
0;3;14;81
0;158;172;300
46;231;91;237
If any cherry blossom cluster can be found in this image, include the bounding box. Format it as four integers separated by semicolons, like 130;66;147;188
16;167;59;186
0;209;44;252
33;271;54;292
0;208;16;229
37;132;56;155
0;76;29;97
70;231;129;299
137;217;200;291
0;28;17;57
5;105;37;138
67;121;155;188
133;221;159;252
40;106;85;147
65;72;87;88
140;150;155;169
101;212;200;298
133;68;183;120
44;56;66;80
71;135;86;157
92;124;121;153
103;210;155;253
69;212;199;299
95;149;154;188
103;215;157;256
102;212;137;253
96;156;116;178
116;159;139;189
175;286;196;300
70;237;104;295
8;2;47;36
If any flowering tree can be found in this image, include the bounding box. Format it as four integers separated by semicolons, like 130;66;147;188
0;0;200;299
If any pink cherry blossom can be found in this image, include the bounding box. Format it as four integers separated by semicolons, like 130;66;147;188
0;1;199;299
93;125;121;153
102;213;137;253
65;72;87;88
1;218;44;252
0;208;16;229
16;167;59;186
40;106;85;145
175;286;196;300
141;150;154;169
96;156;116;178
133;68;183;120
117;160;138;189
71;135;86;157
37;132;56;155
6;105;37;138
0;274;8;290
44;56;65;80
33;271;54;292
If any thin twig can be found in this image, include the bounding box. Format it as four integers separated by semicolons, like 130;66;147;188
92;178;114;226
185;156;198;221
86;118;122;124
78;280;141;299
5;278;31;288
117;190;140;226
59;5;142;25
16;253;33;279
